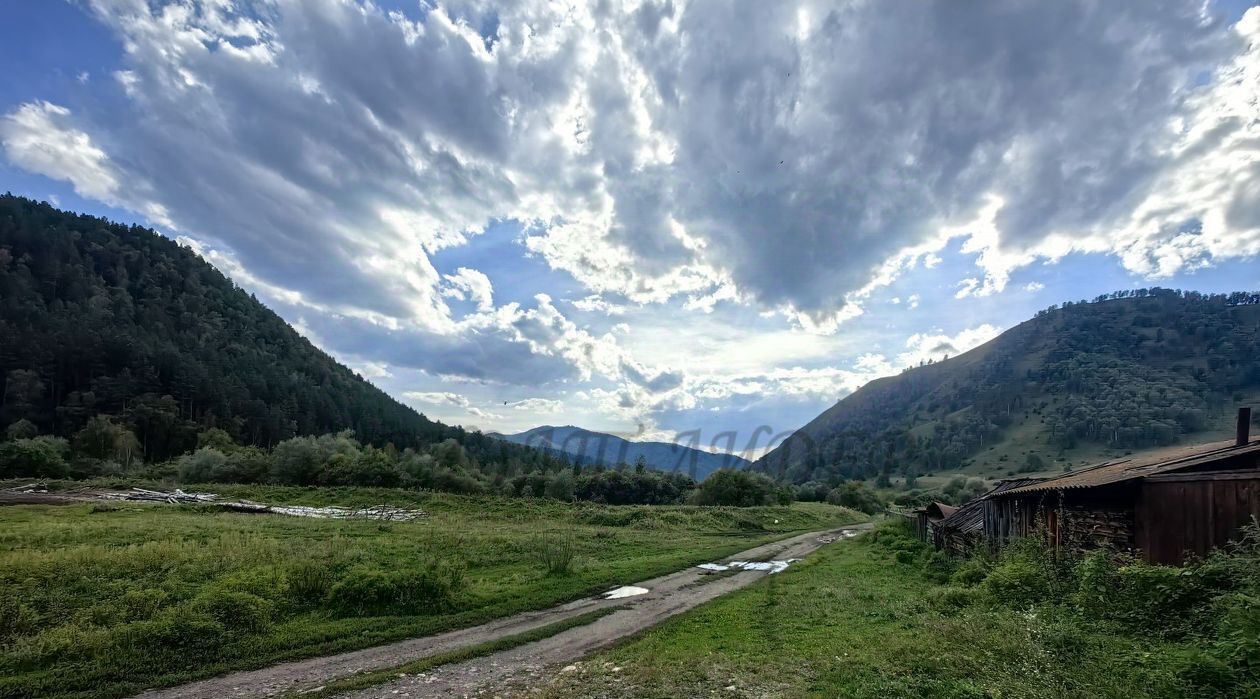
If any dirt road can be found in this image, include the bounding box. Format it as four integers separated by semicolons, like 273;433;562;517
135;524;870;699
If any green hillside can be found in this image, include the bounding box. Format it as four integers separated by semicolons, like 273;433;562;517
757;290;1260;483
0;195;557;468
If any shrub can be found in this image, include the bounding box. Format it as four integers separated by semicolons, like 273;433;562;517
983;558;1049;607
177;447;228;482
326;562;465;617
927;586;984;612
116;612;227;654
795;481;831;502
118;588;169;622
190;590;273;634
868;519;924;554
544;471;576;501
1170;649;1240;698
1074;550;1207;636
318;447;405;487
5;418;38;440
0;436;69;478
220;446;272;483
532;533;578;576
286;561;335;608
950;558;991;587
690;469;780;507
923;550;957;583
826;481;885;514
1112;563;1207;635
1212;592;1260;670
195;427;237;452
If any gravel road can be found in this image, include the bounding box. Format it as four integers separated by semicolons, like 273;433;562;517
134;524;870;699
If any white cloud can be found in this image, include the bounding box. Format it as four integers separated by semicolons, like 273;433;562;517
13;1;1250;335
0;102;167;225
442;267;494;312
1024;282;1045;293
403;391;500;420
510;398;565;414
899;325;1003;368
5;0;1260;436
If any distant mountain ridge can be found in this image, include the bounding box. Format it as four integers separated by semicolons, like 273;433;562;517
756;290;1260;484
493;425;750;480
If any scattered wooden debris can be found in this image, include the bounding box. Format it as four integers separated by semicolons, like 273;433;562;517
216;500;426;521
4;486;426;521
3;481;49;493
109;487;218;504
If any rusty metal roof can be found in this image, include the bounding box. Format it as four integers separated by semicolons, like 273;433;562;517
996;439;1260;496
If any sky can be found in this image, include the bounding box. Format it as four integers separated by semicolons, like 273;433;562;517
2;0;1259;459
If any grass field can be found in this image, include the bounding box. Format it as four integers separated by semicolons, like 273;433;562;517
0;483;864;699
535;523;1255;699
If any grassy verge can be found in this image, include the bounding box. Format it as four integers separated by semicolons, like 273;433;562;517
534;523;1258;698
0;484;863;699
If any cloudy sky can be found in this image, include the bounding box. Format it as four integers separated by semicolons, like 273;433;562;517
3;0;1259;457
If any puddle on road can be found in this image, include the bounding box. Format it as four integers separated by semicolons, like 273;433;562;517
602;585;650;599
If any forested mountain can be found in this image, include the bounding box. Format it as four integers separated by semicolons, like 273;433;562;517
756;289;1260;484
0;195;560;469
494;425;750;480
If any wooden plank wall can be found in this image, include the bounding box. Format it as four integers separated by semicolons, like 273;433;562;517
1138;472;1260;565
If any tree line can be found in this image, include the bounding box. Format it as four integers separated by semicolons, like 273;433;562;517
0;417;804;506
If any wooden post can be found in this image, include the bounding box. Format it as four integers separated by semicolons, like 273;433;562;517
1238;407;1252;447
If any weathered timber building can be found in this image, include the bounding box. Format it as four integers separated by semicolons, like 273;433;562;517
911;502;956;546
933;478;1044;557
983;408;1260;564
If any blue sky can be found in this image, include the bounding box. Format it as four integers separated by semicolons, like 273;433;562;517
3;0;1259;458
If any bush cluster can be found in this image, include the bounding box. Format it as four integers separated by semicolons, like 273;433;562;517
689;469;793;507
869;519;1260;695
3;422;816;507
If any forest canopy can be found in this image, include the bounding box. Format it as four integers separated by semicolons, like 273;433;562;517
0;195;566;473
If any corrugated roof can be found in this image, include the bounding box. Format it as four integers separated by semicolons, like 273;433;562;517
996;439;1260;496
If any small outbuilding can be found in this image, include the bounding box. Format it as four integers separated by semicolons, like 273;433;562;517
985;408;1260;564
935;478;1045;557
912;501;957;546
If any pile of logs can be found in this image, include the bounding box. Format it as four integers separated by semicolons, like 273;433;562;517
111;488;426;521
1;485;426;521
112;487;218;504
3;481;50;494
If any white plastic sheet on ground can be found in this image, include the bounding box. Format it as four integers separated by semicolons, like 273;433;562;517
602;585;650;599
697;559;800;574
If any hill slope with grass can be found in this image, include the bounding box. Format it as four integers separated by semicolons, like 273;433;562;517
494;425;749;480
0;195;557;468
757;290;1260;483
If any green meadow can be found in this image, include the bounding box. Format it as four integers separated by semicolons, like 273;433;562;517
0;484;862;699
538;521;1260;699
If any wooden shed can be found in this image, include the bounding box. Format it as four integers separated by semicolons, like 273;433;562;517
985;408;1260;565
912;502;957;544
936;478;1045;556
